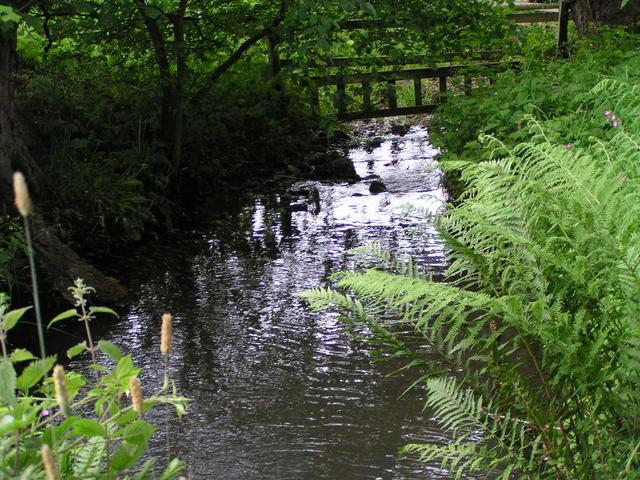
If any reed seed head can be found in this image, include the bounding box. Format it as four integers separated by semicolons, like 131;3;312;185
40;444;59;480
13;171;32;217
52;365;71;417
161;312;174;356
130;376;144;415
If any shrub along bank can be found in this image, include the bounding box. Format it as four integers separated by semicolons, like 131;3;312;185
302;28;640;478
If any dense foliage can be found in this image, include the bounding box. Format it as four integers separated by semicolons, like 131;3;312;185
301;30;640;478
429;26;640;167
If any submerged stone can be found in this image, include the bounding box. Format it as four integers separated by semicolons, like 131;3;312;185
369;180;387;194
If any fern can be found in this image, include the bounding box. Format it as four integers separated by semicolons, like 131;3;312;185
402;377;539;480
72;437;106;478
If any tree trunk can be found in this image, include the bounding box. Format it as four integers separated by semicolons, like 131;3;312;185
169;0;188;177
573;0;640;34
0;27;35;207
0;27;126;302
135;1;185;182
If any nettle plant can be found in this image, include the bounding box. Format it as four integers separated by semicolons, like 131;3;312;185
0;175;188;479
0;287;188;480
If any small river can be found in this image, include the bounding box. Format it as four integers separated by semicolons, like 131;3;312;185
85;122;468;479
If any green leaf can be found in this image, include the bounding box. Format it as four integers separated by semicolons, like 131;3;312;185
361;1;376;15
2;306;31;331
98;340;122;361
72;418;108;437
0;414;20;435
67;341;88;359
89;306;119;318
622;0;630;7
48;309;78;328
111;420;155;472
144;6;162;19
73;437;106;477
115;419;155;442
134;459;157;480
10;348;36;363
0;361;17;406
21;13;43;30
112;354;139;388
111;441;146;473
17;356;56;391
161;459;185;480
0;5;22;27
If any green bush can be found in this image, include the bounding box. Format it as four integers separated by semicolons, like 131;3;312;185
429;27;640;168
19;52;165;246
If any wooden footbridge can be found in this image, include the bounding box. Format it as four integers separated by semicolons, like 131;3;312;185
266;1;572;120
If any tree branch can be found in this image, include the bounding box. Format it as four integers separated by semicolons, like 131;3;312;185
134;0;171;81
194;1;286;100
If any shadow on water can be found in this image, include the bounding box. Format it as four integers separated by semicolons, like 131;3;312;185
72;124;482;479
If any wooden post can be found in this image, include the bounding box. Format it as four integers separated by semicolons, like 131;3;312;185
310;79;320;113
557;0;572;58
362;81;372;111
413;77;422;106
439;76;448;104
386;80;397;109
336;80;347;114
464;75;472;96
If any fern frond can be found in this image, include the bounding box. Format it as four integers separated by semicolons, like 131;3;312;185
72;437;106;478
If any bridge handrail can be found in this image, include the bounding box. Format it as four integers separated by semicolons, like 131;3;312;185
338;9;558;30
311;61;519;86
281;50;506;69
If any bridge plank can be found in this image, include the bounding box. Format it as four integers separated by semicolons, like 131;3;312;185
439;76;448;104
336;81;347;114
310;80;320;111
338;105;438;121
362;81;372;111
464;76;472;96
281;50;505;69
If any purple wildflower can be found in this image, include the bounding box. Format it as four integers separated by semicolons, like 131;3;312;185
565;143;574;150
41;409;51;417
605;111;622;128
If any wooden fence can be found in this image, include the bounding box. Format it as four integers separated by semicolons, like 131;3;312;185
268;1;573;120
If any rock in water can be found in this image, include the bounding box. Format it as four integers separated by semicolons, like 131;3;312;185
369;180;387;194
308;150;360;181
389;123;411;136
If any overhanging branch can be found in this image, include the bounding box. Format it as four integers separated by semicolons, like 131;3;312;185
194;1;286;100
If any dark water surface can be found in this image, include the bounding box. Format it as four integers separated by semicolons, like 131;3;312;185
84;124;467;479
